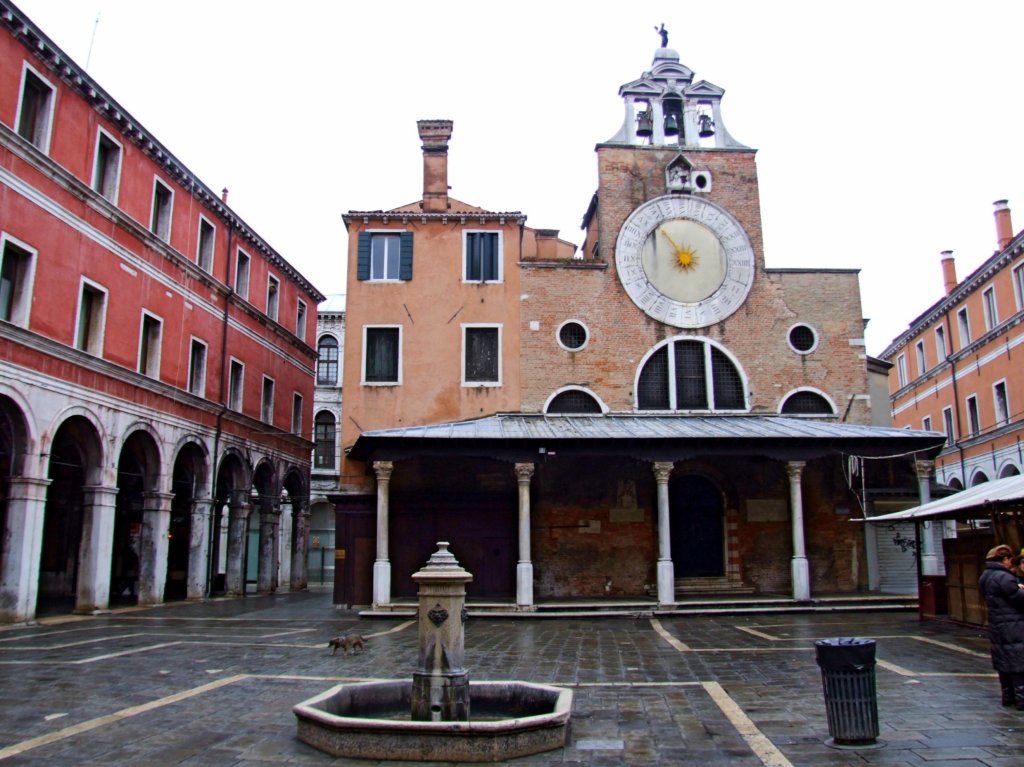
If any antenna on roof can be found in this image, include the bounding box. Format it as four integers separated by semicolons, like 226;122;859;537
85;12;100;71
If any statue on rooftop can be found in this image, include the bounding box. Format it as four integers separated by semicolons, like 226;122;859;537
655;23;668;48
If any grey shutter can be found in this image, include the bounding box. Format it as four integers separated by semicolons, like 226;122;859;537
356;233;371;281
399;232;413;280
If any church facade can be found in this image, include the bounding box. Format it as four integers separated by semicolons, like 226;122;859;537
336;41;944;609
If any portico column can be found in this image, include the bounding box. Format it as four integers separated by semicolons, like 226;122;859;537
257;494;281;594
186;497;213;600
290;496;311;591
138;491;174;606
372;461;393;608
514;462;535;608
787;461;810;601
915;459;939;576
76;485;119;614
225;490;251;597
653;461;675;606
0;476;50;622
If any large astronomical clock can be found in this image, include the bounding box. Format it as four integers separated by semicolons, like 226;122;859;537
614;195;755;328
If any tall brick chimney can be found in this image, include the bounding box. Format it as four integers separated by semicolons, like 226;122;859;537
940;250;957;295
417;119;453;213
993;199;1013;250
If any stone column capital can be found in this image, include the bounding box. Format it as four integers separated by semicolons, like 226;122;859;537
514;463;535;483
914;459;935;480
373;460;394;482
786;461;806;481
652;461;674;484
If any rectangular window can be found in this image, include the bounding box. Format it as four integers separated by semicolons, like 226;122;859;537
314;412;336;469
934;326;946;363
317;336;339;385
994;380;1009;428
92;128;122;203
266;274;280;321
16;63;55;152
942;406;954;446
957;308;971;348
463;325;501;385
363;326;401;384
188;338;207;397
261;376;275;424
371;233;400;280
75;279;107;355
1013;263;1024;312
235;249;250;300
914;340;926;376
966;394;980;437
138;312;162;378
150;178;173;242
982;286;998;331
296;300;307;342
922;415;932;432
356;232;412;281
196;217;215;273
0;235;35;327
464;231;501;282
896;354;907;387
291;392;303;435
228;359;244;411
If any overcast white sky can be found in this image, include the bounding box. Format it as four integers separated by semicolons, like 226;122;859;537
14;0;1024;355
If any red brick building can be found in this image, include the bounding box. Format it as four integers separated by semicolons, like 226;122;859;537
0;3;323;622
336;40;943;609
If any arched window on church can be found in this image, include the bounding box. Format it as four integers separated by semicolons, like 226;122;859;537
780;390;835;416
314;411;337;469
636;338;746;411
546;389;603;414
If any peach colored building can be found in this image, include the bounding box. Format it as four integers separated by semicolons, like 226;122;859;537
336;41;943;610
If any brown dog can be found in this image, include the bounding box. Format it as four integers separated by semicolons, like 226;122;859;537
328;633;365;656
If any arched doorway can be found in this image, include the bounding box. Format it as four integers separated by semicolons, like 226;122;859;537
251;461;277;594
38;416;101;614
213;452;248;596
168;442;206;601
669;474;725;578
283;469;307;591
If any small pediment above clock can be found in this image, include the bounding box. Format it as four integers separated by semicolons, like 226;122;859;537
684;80;726;99
617;77;666;98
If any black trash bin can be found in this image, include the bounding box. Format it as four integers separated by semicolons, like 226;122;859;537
814;637;879;747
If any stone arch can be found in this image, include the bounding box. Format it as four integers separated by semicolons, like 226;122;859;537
0;391;35;478
212;449;252;596
947;476;964;491
249;459;280;594
282;466;309;591
778;387;837;416
635;335;749;411
998;462;1021;479
543;386;608;415
167;439;209;601
110;429;162;605
970;470;990;487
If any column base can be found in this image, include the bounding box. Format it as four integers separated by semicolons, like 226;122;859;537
657;559;675;606
791;556;810;601
372;560;391;608
516;562;534;607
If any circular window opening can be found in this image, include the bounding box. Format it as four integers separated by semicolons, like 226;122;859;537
558;321;588;351
788;324;817;353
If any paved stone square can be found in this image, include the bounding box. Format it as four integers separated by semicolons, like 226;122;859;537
1;592;1022;766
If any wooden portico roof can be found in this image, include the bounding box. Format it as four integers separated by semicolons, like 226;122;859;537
347;414;946;463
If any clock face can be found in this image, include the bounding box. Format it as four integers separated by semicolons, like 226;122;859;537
615;196;755;328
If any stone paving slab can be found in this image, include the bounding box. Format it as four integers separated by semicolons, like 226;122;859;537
1;592;1023;765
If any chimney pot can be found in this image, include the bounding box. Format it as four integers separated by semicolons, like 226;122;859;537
940;250;957;295
993;199;1013;250
417;120;453;213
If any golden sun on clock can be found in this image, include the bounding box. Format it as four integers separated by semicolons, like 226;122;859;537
641;218;727;304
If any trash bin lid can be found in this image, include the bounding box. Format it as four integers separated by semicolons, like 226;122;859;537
815;637;876;671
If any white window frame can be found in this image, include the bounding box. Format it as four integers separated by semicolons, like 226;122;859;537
137;310;163;378
228;358;244;412
150;177;174;242
196;216;216;274
461;323;503;386
296;299;307;342
317;334;340;386
966;393;980;437
314;410;337;470
235;248;251;300
15;61;56;153
896;353;908;387
261;375;276;425
462;230;504;283
266;273;280;321
634;336;750;412
956;307;971;348
1013;262;1024;312
934;325;946;363
922;415;932;432
942;406;954;445
914;340;926;376
291;392;303;435
0;232;37;328
187;337;208;397
368;232;402;282
982;286;998;331
361;325;402;385
74;277;108;355
92;127;122;204
993;379;1010;428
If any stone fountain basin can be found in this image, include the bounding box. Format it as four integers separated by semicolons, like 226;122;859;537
294;680;572;762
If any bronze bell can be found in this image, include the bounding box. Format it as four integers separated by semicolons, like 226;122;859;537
664;114;680;137
698;113;715;138
636;110;653;138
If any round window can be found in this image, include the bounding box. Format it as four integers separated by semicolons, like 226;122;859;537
788;324;817;354
558;321;588;351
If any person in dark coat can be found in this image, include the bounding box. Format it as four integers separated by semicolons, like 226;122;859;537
978;544;1024;709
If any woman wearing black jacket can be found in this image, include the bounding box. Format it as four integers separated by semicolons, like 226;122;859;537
979;544;1024;710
